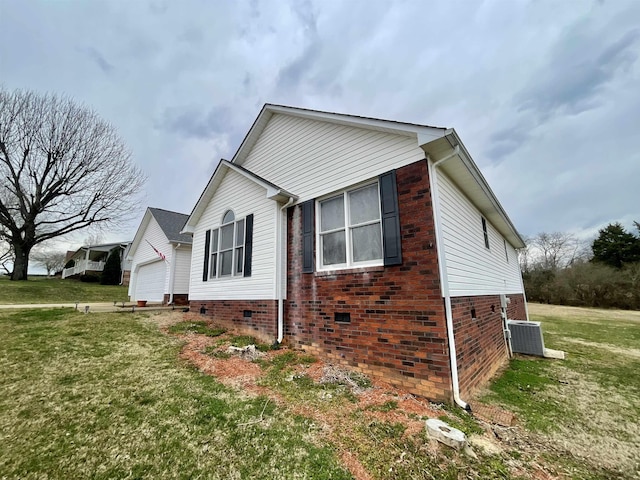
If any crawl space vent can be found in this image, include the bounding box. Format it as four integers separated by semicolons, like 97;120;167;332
507;320;545;356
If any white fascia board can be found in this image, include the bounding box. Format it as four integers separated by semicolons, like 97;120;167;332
224;161;297;201
180;160;297;234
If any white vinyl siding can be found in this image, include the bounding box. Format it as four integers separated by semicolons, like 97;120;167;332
189;169;277;301
128;216;171;300
173;247;192;294
240;113;425;202
436;169;523;297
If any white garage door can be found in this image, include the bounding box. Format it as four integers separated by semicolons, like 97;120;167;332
134;261;166;302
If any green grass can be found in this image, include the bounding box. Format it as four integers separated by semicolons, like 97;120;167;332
0;275;129;304
482;303;640;479
0;308;351;479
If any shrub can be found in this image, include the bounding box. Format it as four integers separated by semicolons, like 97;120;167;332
101;247;122;285
79;274;100;283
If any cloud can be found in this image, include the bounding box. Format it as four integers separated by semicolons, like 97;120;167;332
84;47;115;74
516;25;639;119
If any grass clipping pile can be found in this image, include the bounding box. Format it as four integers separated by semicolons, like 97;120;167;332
158;312;578;480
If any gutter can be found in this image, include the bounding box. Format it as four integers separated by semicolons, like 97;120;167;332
426;152;470;411
276;197;295;343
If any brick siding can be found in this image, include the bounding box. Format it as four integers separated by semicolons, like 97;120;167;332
121;270;130;286
163;293;189;306
190;299;278;344
451;293;527;397
286;160;453;401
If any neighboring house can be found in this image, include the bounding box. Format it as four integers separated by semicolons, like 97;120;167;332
181;104;528;405
62;242;131;280
127;208;192;305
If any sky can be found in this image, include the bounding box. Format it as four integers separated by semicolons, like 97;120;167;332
1;0;639;262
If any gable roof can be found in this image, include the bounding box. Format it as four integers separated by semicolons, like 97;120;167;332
129;207;192;260
148;208;192;244
182;104;525;248
182;159;296;233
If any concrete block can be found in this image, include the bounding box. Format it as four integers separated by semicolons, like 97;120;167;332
425;418;467;450
543;348;566;359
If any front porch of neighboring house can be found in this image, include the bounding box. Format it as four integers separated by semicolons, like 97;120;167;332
62;259;106;278
62;242;131;280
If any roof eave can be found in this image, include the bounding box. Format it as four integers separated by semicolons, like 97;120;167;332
420;131;526;249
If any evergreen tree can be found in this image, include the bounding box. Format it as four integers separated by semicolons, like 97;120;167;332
591;222;640;269
101;247;122;285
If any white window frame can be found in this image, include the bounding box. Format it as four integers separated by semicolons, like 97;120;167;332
209;210;246;279
315;180;384;272
481;217;490;250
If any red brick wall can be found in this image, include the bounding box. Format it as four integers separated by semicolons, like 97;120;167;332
164;294;189;306
451;293;527;397
190;299;278;343
121;270;131;286
286;160;453;401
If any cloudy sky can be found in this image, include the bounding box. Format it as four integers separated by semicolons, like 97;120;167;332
2;0;639;255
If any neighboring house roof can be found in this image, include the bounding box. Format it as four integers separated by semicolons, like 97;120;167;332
182;104;525;248
182;159;296;233
148;208;192;244
68;241;131;260
129;208;192;261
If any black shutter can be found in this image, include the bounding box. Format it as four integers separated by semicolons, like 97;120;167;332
243;214;254;277
302;200;314;273
202;230;211;282
379;170;402;266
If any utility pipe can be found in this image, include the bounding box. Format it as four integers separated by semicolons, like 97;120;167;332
427;151;469;411
276;197;295;343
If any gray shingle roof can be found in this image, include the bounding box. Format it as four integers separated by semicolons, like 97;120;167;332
148;208;192;244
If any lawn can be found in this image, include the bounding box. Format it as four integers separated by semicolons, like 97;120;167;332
2;303;638;479
482;303;640;479
0;309;350;479
0;275;129;304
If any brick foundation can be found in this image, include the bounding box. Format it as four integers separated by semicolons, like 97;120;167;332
451;293;527;397
190;299;278;343
286;160;453;401
163;294;189;306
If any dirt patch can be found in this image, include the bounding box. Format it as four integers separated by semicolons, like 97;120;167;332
560;337;640;359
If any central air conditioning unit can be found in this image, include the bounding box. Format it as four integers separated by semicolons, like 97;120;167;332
507;320;545;356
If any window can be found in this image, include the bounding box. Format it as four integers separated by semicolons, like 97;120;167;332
209;210;246;278
503;239;509;262
318;182;383;269
481;217;490;249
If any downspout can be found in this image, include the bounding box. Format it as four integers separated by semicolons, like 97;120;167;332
276;197;295;343
427;151;469;411
168;243;180;305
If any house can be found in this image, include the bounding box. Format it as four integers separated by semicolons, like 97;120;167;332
127;208;192;305
62;241;132;281
181;104;528;405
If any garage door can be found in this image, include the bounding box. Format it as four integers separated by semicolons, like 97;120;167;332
134;261;166;302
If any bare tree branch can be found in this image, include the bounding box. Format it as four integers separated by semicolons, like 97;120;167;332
0;88;146;280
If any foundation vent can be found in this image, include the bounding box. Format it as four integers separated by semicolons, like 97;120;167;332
507;320;545;356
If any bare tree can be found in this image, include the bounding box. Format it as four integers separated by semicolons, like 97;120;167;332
530;232;581;270
0;240;13;275
31;249;67;276
0;88;145;280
